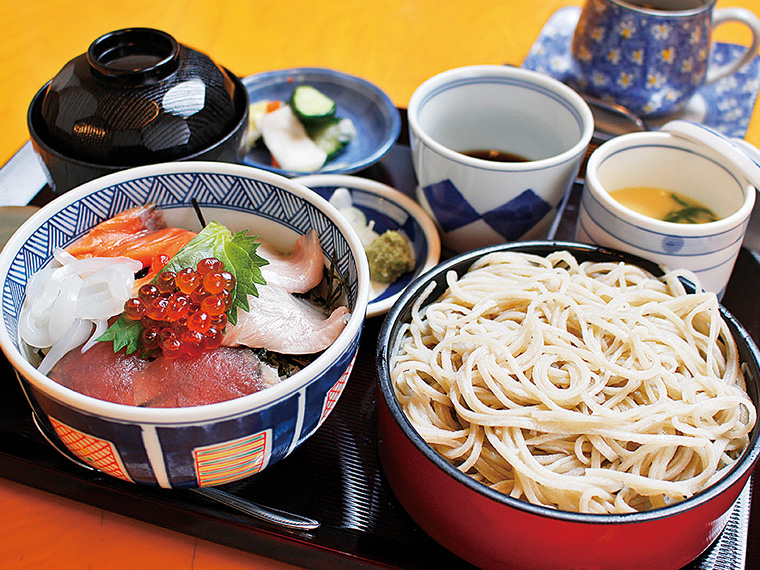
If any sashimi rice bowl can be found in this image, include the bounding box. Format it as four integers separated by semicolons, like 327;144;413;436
0;162;370;488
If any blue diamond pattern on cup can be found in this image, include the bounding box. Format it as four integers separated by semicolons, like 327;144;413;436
421;180;481;232
422;180;551;240
482;189;551;241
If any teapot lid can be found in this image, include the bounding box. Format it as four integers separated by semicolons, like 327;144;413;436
661;120;760;191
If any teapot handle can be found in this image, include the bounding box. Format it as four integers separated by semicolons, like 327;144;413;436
705;8;760;84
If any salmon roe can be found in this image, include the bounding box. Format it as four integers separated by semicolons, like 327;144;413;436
124;257;235;358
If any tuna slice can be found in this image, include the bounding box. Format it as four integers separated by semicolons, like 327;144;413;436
48;342;280;408
131;347;280;408
223;283;350;354
47;341;146;406
258;230;325;294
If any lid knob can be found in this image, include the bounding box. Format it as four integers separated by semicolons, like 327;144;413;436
87;28;179;86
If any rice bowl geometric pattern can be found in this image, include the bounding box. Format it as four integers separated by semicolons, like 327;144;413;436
49;416;133;482
194;430;271;487
319;357;355;426
2;171;359;351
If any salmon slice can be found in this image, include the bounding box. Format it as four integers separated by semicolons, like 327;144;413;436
66;205;165;258
66;204;197;291
107;226;196;267
70;224;195;266
258;230;325;294
223;283;350;354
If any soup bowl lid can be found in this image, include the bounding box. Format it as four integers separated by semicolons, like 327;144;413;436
30;28;245;167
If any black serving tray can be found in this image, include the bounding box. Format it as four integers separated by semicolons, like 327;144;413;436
0;111;758;570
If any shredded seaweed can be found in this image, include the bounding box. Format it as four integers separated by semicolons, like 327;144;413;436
663;193;717;224
252;348;318;379
323;251;351;313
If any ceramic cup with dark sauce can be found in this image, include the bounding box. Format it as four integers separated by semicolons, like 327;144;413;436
407;65;594;253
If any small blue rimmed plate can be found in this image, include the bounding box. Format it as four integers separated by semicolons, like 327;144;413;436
243;68;401;177
293;174;440;318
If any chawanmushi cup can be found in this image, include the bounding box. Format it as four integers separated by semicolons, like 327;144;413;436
577;129;755;297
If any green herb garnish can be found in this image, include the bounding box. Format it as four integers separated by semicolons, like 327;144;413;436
98;221;269;355
97;314;144;355
160;221;268;324
663;193;718;224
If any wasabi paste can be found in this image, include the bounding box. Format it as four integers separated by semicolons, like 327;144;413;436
365;230;414;283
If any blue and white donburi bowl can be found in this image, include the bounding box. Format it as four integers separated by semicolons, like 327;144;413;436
0;162;370;488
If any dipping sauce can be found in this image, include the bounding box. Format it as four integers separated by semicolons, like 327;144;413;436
609;186;719;224
462;149;530;162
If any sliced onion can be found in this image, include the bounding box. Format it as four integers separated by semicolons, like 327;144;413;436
48;273;82;342
53;248;78;265
37;318;93;376
91;264;138;299
28;264;73;319
76;267;135;319
81;318;108;353
64;255;141;277
18;308;51;348
25;264;58;301
77;289;128;320
19;251;141;369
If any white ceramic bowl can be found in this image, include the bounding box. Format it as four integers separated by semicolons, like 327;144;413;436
408;65;594;252
293;174;440;317
0;162;370;488
577;130;756;297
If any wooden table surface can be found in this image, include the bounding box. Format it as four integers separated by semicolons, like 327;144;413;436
2;1;760;568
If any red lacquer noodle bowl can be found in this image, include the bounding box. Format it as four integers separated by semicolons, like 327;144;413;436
376;241;760;570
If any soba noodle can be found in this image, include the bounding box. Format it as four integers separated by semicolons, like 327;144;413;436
390;251;756;514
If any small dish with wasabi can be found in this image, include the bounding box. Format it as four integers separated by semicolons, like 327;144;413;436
294;174;440;317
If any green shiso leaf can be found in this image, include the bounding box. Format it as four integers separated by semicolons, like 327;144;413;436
161;221;269;324
98;221;269;354
97;314;144;355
